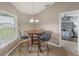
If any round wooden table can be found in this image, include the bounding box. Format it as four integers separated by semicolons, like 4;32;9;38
24;30;44;54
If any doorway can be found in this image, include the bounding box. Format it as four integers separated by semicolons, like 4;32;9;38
60;10;79;55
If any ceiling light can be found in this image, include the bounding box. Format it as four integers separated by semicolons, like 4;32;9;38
35;19;39;23
30;19;34;23
30;2;34;23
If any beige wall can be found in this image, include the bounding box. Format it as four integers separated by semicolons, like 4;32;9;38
0;2;32;55
37;2;79;45
19;14;34;31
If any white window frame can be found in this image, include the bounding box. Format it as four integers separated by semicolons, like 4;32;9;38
0;10;17;48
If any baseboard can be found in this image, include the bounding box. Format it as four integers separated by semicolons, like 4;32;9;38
47;42;61;47
5;39;30;56
5;41;20;56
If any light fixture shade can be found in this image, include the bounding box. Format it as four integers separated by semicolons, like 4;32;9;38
30;19;34;23
35;19;39;23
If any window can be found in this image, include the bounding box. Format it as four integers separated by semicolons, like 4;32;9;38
0;10;17;48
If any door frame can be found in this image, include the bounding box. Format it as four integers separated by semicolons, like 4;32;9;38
59;10;79;55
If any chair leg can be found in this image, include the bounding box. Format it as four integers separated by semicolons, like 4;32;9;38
47;43;49;56
28;45;32;53
26;43;29;52
19;40;24;55
38;46;39;56
19;40;22;56
19;44;21;56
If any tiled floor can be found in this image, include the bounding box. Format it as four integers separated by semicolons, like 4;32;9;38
9;44;76;56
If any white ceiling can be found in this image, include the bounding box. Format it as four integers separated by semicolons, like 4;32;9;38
11;2;55;15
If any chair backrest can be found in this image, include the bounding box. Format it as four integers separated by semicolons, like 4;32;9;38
18;30;22;39
40;31;52;41
19;30;28;40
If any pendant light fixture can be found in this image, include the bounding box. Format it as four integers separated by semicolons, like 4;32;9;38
30;2;34;23
30;2;39;23
30;18;34;23
30;16;34;23
34;3;39;23
35;19;39;23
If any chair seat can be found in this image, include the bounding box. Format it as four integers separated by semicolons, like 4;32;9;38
39;35;50;41
21;36;29;39
39;31;52;41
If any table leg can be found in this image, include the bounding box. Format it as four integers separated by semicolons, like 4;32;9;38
28;34;33;52
38;38;42;53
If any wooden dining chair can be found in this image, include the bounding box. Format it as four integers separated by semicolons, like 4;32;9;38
39;31;52;56
18;30;29;55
